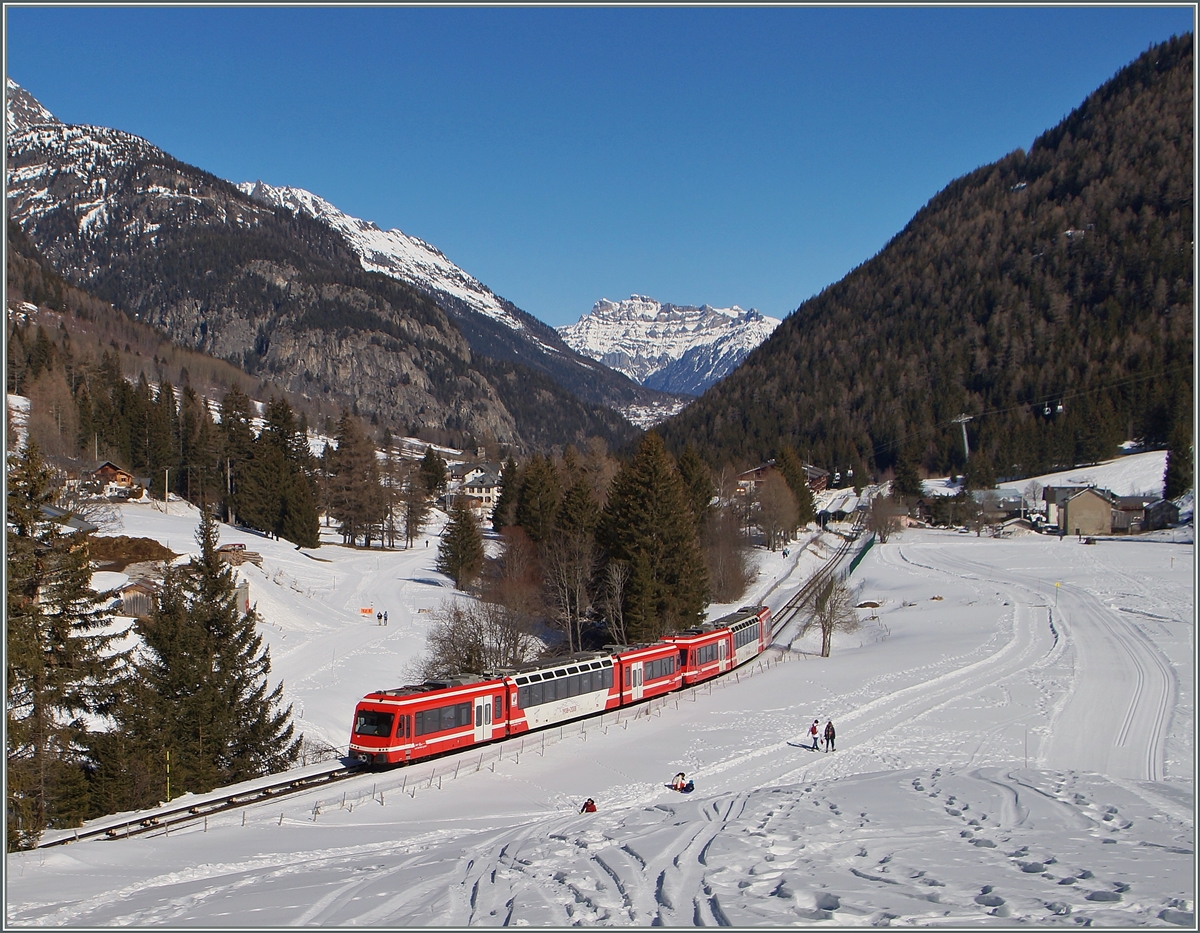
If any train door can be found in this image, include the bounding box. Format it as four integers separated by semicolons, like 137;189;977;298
474;696;490;743
719;639;728;671
630;661;644;701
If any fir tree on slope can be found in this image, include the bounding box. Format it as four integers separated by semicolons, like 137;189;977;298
99;509;301;807
6;442;125;849
598;432;708;642
438;502;485;591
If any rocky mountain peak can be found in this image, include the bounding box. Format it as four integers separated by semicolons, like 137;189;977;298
6;78;61;135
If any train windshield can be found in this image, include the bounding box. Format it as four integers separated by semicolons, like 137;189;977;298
354;710;395;737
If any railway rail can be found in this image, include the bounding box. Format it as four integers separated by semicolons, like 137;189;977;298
769;512;869;646
36;763;366;848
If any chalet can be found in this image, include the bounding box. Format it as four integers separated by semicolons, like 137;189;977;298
1145;498;1181;530
89;460;135;491
460;472;502;511
971;488;1025;522
737;461;829;496
1060;487;1115;537
118;579;158;619
1042;485;1089;527
1112;495;1158;534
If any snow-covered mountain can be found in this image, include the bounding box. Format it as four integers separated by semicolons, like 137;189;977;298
237;181;529;339
4;79;665;444
235;181;673;416
559;295;782;396
5;76;57;134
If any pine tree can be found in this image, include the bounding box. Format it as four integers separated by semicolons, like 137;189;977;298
676;444;714;534
113;509;301;799
1163;419;1193;500
776;447;817;527
515;454;561;543
490;456;519;529
330;411;384;546
597;432;707;642
7;442;123;848
419;446;448;496
437;502;484;590
891;446;924;500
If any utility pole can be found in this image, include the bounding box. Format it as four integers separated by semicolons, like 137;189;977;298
952;414;972;460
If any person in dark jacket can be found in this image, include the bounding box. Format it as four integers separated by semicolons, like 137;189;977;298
580;798;597;813
823;720;836;752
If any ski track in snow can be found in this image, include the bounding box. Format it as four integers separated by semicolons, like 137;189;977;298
5;455;1193;927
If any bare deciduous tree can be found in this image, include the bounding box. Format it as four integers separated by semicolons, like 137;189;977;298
757;471;799;551
811;577;861;658
413;599;541;680
704;503;754;603
866;494;902;543
601;559;631;645
543;533;597;653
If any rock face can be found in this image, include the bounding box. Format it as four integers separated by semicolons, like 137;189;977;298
559;295;782;396
237;180;671;416
4;81;636;450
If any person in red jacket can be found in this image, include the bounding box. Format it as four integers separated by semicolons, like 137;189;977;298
809;719;820;750
580;798;597;813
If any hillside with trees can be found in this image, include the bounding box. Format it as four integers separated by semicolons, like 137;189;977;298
661;36;1193;483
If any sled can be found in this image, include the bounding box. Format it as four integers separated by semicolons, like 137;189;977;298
664;783;695;793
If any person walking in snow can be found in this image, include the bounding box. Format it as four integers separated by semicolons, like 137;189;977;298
823;720;836;752
383;610;388;626
809;719;820;750
377;611;382;626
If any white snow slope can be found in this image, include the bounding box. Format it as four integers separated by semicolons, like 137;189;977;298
6;452;1193;927
558;295;782;395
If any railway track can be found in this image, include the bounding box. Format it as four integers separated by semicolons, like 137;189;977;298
37;762;366;848
769;513;869;647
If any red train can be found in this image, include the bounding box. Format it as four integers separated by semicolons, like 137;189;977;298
349;605;772;767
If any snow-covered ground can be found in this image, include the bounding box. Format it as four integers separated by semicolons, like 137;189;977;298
6;452;1193;926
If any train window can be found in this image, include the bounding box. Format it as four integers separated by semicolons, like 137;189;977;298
602;667;613;689
580;670;591;693
354;710;394;737
495;694;504;716
518;686;530;709
475;705;482;727
531;683;543;706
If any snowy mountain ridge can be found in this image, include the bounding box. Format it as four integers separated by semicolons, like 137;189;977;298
559;295;782;395
236;180;538;343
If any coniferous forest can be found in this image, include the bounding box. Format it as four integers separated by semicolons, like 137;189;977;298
660;36;1193;481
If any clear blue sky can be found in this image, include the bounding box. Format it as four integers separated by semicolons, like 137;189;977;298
5;6;1194;328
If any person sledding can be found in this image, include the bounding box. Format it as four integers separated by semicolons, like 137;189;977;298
580;798;597;813
668;772;695;793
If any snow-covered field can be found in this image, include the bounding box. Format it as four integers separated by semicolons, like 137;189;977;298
6;452;1193;926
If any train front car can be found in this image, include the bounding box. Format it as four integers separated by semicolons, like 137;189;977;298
507;652;617;735
349;674;507;767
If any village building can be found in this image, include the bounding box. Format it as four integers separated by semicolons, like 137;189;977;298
1059;487;1116;537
